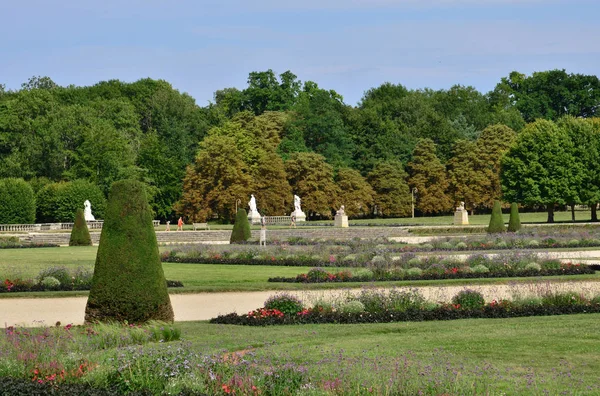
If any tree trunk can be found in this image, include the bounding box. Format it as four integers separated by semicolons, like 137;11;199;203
547;204;554;223
592;204;598;222
571;205;576;222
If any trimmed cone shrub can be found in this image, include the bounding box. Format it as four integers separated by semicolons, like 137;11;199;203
0;178;36;224
69;208;92;246
507;202;521;232
230;208;251;243
85;180;174;324
487;200;505;233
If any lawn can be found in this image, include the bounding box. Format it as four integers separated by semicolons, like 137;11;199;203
2;314;599;394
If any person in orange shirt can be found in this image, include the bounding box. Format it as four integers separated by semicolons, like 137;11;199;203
177;217;183;231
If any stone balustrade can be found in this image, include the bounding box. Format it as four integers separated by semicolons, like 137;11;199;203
0;220;160;232
264;216;292;225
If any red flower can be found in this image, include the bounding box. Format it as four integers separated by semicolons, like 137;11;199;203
222;384;232;393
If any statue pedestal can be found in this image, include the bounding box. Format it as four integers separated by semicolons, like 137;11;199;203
334;214;348;228
248;210;262;225
292;210;306;223
453;210;469;225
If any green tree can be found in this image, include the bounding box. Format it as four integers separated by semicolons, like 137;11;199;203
487;200;505;233
285;152;338;219
407;139;453;214
447;140;483;214
176;135;253;222
0;178;36;224
85;180;173;323
69;208;92;246
558;116;600;221
334;168;375;218
501;119;583;223
367;161;411;217
230;209;251;243
493;70;600;122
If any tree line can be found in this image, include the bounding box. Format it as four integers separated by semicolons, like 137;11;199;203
0;69;599;224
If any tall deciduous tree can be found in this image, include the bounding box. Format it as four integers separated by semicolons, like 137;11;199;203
334;168;374;218
493;70;600;122
408;139;453;214
176;134;253;222
367;161;411;217
285;152;338;218
447;139;483;214
557;116;600;221
501;119;583;223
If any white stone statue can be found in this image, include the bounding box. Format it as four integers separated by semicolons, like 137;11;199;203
336;205;346;216
294;195;302;212
456;201;465;212
84;200;95;221
248;194;257;213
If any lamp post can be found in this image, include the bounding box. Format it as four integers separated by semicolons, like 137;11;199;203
411;187;418;219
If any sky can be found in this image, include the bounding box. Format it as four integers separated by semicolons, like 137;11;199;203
1;0;599;107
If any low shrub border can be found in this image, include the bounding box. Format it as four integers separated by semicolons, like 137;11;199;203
268;264;595;283
210;302;600;326
0;242;60;249
0;279;183;293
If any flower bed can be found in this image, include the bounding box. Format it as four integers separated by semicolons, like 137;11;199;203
0;236;59;249
0;266;183;293
211;289;600;326
269;263;595;283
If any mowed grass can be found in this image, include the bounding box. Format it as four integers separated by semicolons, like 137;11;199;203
180;313;600;392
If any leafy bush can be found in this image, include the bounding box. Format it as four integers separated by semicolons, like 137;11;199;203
567;239;580;247
69;208;92;246
487;200;505;233
507;202;521;232
37;266;72;286
85;180;174;324
306;267;329;282
264;293;303;315
542;292;587;307
455;242;468;249
388;289;426;311
524;262;541;271
541;260;562;270
40;276;61;289
339;300;365;313
527;239;539;247
36;179;106;223
451;290;485;310
0;178;36;224
406;267;423;276
471;264;489;274
230;208;251;243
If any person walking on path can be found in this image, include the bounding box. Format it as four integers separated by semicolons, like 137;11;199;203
177;217;183;231
165;221;170;231
290;214;296;228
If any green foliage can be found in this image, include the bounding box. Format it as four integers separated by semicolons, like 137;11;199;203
367;160;411;217
501;119;583;222
488;200;506;233
0;178;36;224
335;167;374;217
264;292;304;315
508;202;521;232
36;179;106;223
85;180;174;323
285;152;338;218
451;290;485;309
69;208;92;246
229;209;251;243
408;139;453;214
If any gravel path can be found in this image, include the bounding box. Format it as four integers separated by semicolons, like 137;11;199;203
3;280;600;328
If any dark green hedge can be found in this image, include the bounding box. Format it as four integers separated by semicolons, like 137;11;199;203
210;303;600;326
36;179;106;223
0;178;36;224
0;279;183;293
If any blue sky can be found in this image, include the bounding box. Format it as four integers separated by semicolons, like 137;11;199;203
1;0;598;106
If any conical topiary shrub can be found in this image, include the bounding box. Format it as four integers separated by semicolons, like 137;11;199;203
69;208;92;246
487;200;506;233
507;202;521;232
85;180;174;324
230;208;251;243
